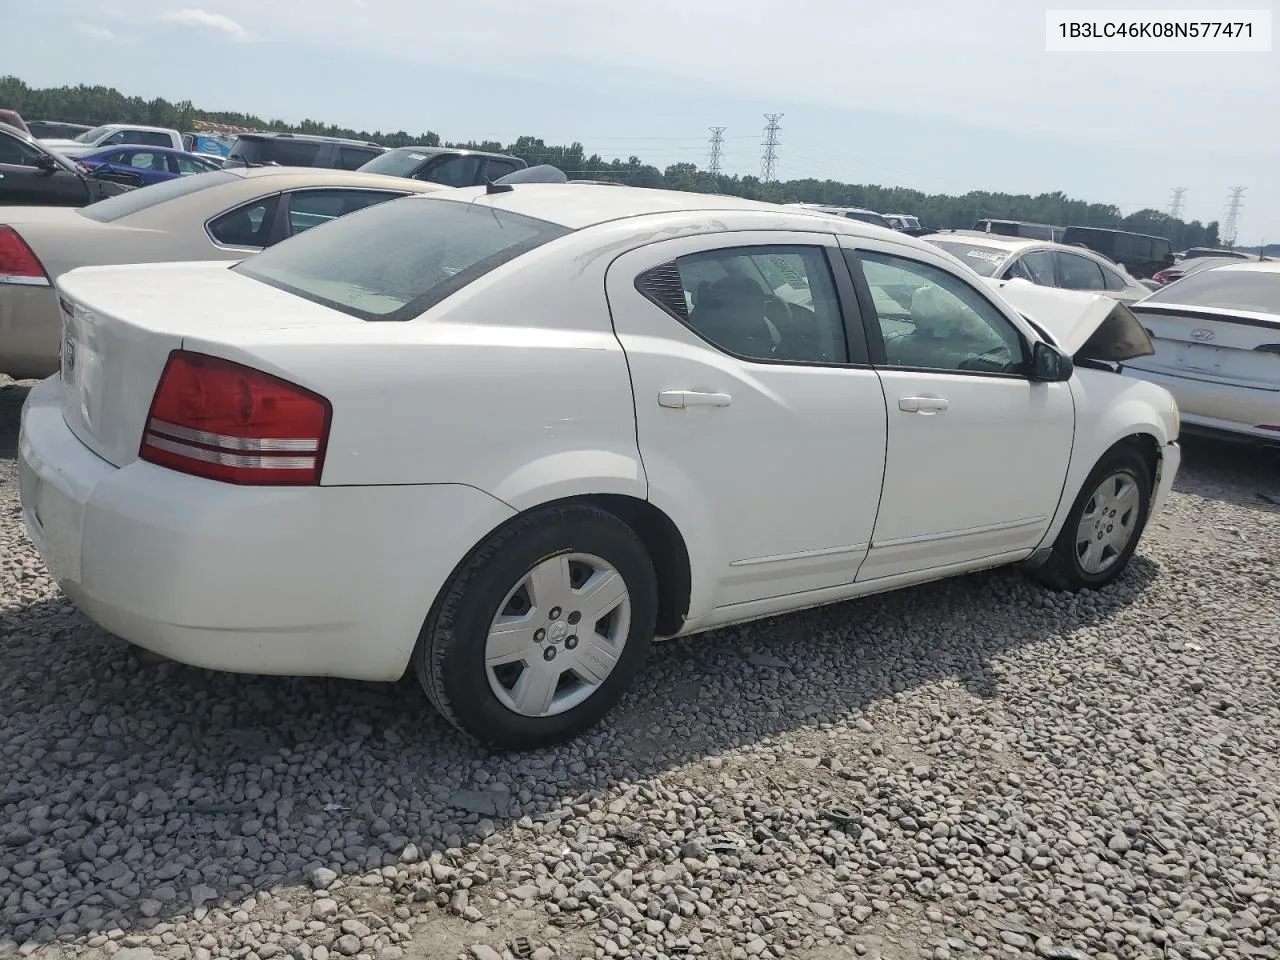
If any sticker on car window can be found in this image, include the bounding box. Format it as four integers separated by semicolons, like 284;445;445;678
408;154;427;161
966;250;1004;262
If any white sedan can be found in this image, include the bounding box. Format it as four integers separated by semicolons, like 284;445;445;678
18;185;1181;749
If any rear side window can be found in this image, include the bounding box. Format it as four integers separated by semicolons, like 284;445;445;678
137;132;174;147
1057;252;1105;290
208;195;282;248
263;140;323;167
338;146;381;170
233;197;573;321
1102;265;1131;291
76;170;238;222
284;188;405;235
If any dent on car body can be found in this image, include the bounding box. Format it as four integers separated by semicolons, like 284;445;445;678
984;277;1154;362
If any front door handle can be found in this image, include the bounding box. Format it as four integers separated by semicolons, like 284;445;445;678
899;396;949;413
659;390;732;409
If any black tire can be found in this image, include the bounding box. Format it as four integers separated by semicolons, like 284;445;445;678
1033;445;1153;592
413;503;658;751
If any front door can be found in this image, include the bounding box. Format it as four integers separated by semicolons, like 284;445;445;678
605;231;889;612
839;239;1076;580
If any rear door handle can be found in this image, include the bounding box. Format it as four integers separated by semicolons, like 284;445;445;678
659;390;732;409
899;396;949;413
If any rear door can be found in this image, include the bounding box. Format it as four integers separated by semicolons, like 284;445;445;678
606;231;889;609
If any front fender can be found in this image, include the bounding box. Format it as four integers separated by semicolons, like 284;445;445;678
1039;368;1177;550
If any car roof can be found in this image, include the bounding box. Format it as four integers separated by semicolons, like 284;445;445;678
924;231;1036;252
215;165;449;191
381;145;518;161
0;120;33;141
236;132;383;147
81;144;200;156
97;123;176;133
411;183;912;239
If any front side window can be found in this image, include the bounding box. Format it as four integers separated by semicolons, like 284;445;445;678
233;196;571;321
637;245;849;364
1057;252;1106;290
137;132;174;147
176;155;212;175
284;189;404;236
1007;250;1057;285
858;251;1025;375
0;132;42;166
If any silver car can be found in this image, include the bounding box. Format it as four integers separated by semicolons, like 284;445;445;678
922;231;1152;304
0;167;447;379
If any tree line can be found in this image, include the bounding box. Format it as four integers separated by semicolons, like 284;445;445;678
1;75;1221;248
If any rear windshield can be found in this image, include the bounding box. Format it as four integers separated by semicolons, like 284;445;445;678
233;196;573;321
76;170;239;222
929;241;1009;276
229;138;323;167
357;147;435;177
1143;269;1280;316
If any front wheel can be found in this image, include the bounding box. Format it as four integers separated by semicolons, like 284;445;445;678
1034;446;1153;592
413;503;658;750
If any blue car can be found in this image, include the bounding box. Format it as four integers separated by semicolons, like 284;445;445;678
74;145;224;186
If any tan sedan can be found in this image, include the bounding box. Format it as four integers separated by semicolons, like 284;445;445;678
0;167;448;379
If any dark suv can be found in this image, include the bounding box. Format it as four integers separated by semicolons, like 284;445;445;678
1059;227;1174;279
356;147;527;186
224;133;387;171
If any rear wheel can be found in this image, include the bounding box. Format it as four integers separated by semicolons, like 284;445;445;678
1034;446;1153;592
414;503;658;750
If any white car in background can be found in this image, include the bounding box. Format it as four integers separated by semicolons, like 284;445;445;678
0;167;448;379
922;231;1152;303
19;185;1180;750
37;124;184;158
1123;261;1280;446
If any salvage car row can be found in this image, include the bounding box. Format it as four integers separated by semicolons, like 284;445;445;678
3;149;1277;752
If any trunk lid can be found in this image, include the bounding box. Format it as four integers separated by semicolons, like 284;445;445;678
1125;303;1280;391
55;261;360;468
983;278;1155;360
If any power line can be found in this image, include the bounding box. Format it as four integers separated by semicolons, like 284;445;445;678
761;113;783;183
1168;187;1187;220
708;126;726;175
1222;186;1246;247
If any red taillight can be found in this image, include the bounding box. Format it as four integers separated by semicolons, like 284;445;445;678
0;226;50;286
139;351;331;486
1152;269;1178;284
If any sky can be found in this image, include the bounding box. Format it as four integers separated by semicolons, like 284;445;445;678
7;0;1278;243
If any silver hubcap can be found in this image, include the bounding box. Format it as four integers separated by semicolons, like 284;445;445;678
1075;472;1140;575
484;552;631;718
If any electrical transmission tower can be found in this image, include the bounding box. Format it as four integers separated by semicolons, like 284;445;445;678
1168;187;1187;220
1222;186;1246;247
707;126;726;175
760;114;783;183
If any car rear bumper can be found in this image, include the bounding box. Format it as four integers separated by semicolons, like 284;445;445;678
0;284;62;380
1121;364;1280;442
18;375;515;681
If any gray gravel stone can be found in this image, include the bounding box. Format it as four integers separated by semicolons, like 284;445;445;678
0;384;1277;960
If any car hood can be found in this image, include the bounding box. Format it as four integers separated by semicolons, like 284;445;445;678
984;277;1155;362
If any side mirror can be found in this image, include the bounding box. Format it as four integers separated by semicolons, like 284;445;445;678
35;153;57;174
1031;340;1073;382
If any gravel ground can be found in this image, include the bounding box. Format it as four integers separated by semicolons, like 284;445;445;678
1;376;1278;960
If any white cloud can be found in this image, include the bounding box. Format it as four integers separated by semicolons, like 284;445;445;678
159;8;252;41
75;22;116;40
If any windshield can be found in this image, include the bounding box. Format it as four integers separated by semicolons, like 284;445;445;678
75;125;113;143
1143;268;1280;316
357;147;435;177
76;170;238;222
233;196;573;321
929;240;1009;277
